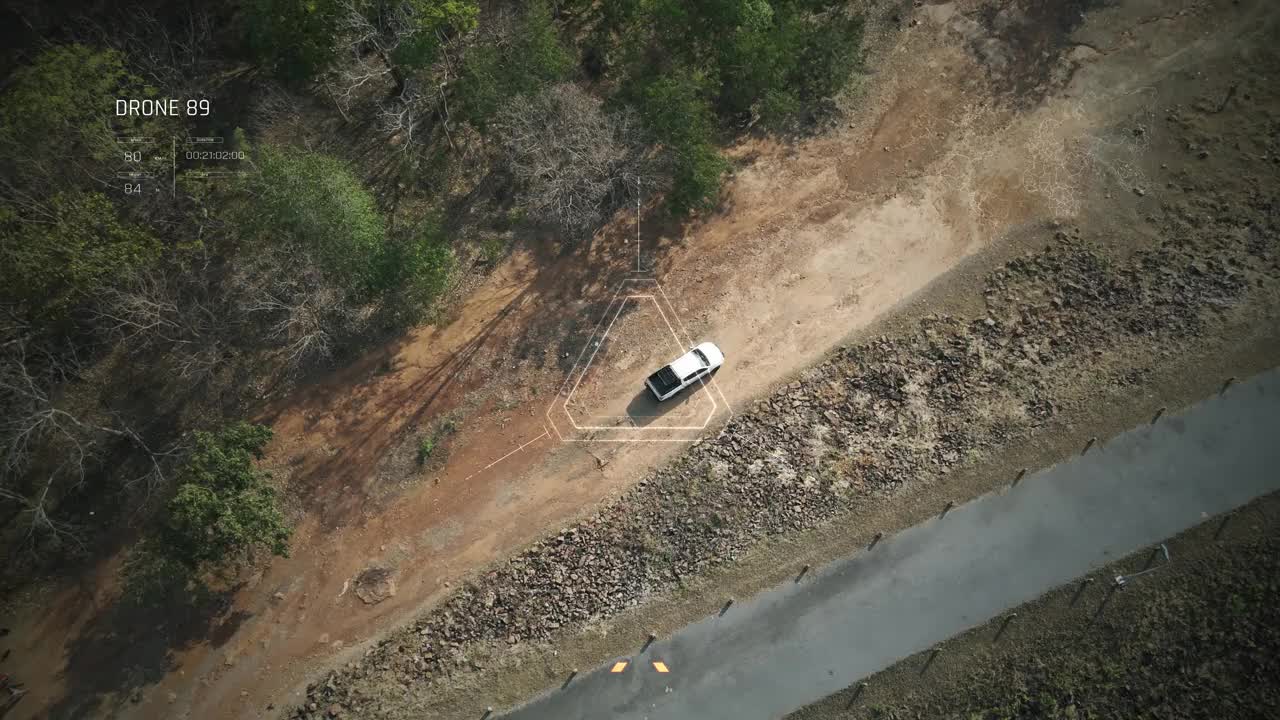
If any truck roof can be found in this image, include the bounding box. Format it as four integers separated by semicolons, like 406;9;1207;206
669;349;709;380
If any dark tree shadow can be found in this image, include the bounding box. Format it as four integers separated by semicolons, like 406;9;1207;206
46;580;249;720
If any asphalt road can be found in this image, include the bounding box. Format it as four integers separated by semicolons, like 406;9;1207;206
500;368;1280;720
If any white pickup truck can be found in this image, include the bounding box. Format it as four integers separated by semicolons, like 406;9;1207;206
644;342;725;401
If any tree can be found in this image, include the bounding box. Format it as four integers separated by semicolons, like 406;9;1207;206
494;84;654;236
0;338;182;556
383;0;479;71
231;247;363;369
246;0;344;84
238;146;388;297
607;0;865;128
161;422;290;574
456;1;572;128
0;44;161;174
0;193;160;319
0;45;173;320
328;0;479;106
632;69;729;214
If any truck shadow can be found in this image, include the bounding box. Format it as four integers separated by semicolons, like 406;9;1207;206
624;381;714;427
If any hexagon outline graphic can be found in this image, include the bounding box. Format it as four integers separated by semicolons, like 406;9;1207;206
545;277;731;443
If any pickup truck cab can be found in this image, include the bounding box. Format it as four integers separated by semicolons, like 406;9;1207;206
645;342;724;401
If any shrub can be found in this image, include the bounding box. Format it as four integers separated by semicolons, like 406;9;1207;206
456;1;573;127
416;416;458;465
239;146;388;299
161;422;290;575
0;192;160;318
416;436;436;464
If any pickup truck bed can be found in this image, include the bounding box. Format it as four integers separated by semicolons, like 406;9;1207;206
646;365;682;396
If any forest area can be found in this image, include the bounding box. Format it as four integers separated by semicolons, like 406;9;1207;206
0;0;865;610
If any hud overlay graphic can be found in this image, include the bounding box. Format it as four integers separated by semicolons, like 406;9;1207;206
546;277;731;442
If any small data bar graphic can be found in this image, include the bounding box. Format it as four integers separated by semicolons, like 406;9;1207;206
115;136;155;144
184;170;245;178
185;136;224;144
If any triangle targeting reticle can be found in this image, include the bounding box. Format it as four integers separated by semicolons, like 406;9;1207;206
545;278;731;443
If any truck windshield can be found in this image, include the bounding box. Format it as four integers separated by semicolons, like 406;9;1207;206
692;349;709;366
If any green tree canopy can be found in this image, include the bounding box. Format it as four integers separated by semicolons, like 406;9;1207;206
162;422;290;573
238;146;390;298
0;44;161;168
0;192;160;318
382;0;481;70
246;0;343;84
630;69;728;214
456;0;572;127
613;0;863;126
0;44;170;318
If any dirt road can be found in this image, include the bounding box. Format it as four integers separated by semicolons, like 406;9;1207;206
5;0;1275;717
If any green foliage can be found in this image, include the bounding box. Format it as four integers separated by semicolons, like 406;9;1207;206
416;416;457;465
239;146;389;298
386;0;480;69
0;44;161;166
0;192;160;317
385;217;455;317
416;436;436;464
162;422;290;574
246;0;342;84
669;142;731;215
231;144;454;323
607;0;865;131
0;45;171;316
588;0;863;213
631;69;729;214
121;541;207;604
456;1;573;127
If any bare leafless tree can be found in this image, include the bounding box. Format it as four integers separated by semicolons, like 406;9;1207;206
249;81;307;134
88;269;231;383
230;251;371;373
378;78;434;155
494;84;660;237
78;6;213;96
327;0;432;108
0;341;183;552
